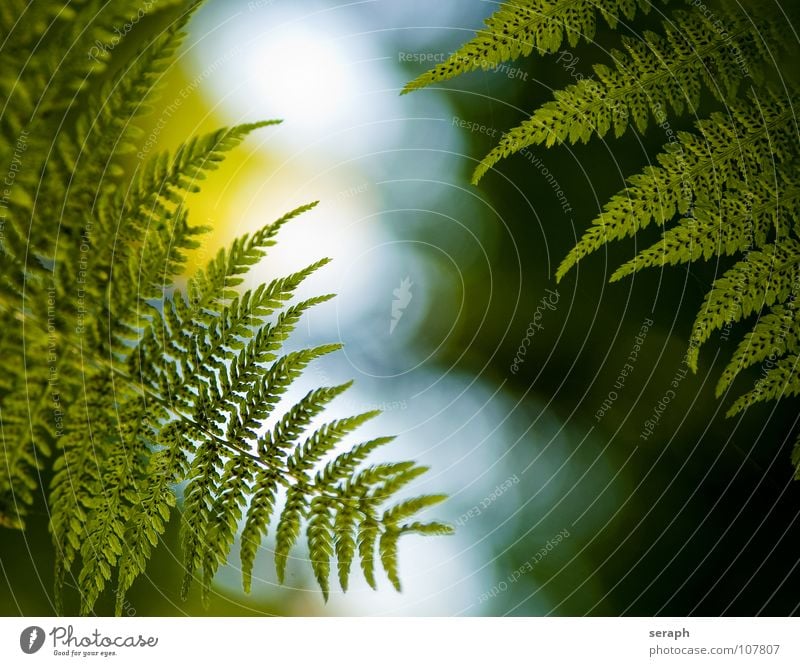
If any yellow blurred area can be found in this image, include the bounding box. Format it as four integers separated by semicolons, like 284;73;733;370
135;61;293;278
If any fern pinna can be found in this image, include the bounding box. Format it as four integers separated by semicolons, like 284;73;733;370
0;0;450;614
405;0;800;474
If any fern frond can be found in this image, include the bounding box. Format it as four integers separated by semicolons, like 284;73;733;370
50;376;122;612
315;436;396;487
239;466;280;594
181;437;225;601
404;0;800;477
187;201;319;310
287;411;382;478
1;0;450;616
402;0;663;94
611;174;799;282
77;404;151;614
115;423;190;615
53;6;196;230
110;121;281;258
379;528;402;591
238;382;352;591
132;255;330;397
262;382;352;454
557;93;797;281
201;452;259;600
370;464;430;501
727;354;800;416
0;337;58;529
718;303;800;397
0;1;190;145
102;123;281;348
125;122;281;218
334;502;358;591
688;240;800;369
383;495;449;525
401;521;455;536
473;7;782;181
49;205;447;613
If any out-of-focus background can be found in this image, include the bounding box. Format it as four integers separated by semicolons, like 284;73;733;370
2;0;799;616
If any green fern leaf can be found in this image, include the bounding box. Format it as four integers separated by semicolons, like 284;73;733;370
0;0;451;616
287;411;382;478
472;7;781;182
718;303;800;397
404;0;800;477
379;528;402;591
402;0;663;94
611;174;799;282
274;484;308;583
727;355;800;416
307;497;335;600
239;467;280;594
688;240;800;370
334;503;358;591
556;94;797;281
358;517;380;589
